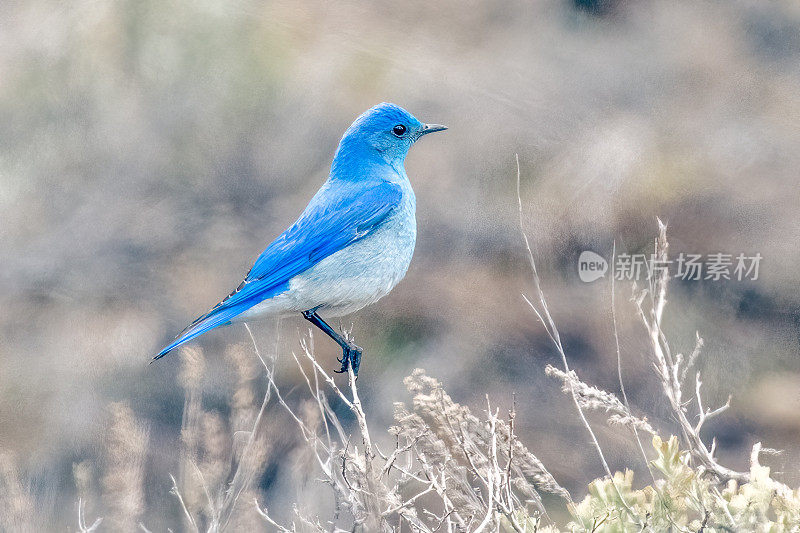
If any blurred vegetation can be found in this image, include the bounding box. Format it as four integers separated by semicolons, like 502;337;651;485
1;0;799;529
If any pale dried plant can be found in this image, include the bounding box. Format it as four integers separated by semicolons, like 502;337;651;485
169;333;273;533
76;498;103;533
224;341;272;531
176;346;207;526
544;365;655;436
100;401;149;533
631;219;750;482
226;343;260;436
72;460;94;507
73;461;102;532
198;411;231;500
0;451;38;533
253;332;392;531
245;324;570;532
393;369;570;531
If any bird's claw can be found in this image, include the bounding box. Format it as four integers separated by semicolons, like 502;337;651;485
335;344;363;376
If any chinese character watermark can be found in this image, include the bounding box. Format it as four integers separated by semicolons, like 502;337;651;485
578;251;762;283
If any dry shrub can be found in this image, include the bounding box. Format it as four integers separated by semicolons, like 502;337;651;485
0;451;37;533
101;402;149;533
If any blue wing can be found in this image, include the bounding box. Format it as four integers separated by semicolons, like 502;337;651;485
154;179;403;359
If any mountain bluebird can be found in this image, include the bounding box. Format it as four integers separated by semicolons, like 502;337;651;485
155;103;446;375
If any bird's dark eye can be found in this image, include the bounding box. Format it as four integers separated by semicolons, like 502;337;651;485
392;124;407;137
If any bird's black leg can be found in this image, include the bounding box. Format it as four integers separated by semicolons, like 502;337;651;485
301;308;363;376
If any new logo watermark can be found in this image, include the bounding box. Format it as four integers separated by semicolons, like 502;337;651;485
578;251;762;283
578;251;608;282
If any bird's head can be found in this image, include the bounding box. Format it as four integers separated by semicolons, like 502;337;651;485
332;103;446;178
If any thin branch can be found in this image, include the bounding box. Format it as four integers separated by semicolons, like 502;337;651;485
515;154;640;523
611;241;658;485
254;498;293;532
169;474;199;533
633;220;748;483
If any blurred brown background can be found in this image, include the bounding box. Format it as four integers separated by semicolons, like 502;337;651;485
1;0;799;529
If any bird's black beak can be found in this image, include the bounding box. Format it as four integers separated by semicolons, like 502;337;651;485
419;123;448;136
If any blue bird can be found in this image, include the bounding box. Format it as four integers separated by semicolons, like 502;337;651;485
154;103;446;375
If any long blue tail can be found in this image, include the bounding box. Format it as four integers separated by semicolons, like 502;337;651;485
152;302;252;361
153;279;291;361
